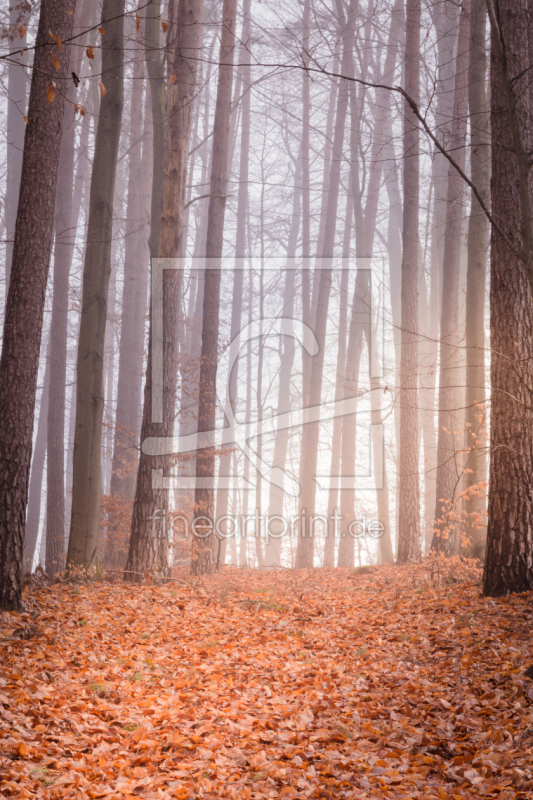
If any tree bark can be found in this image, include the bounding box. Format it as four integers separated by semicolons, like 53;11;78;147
125;0;205;580
4;3;28;298
0;0;77;610
463;0;489;561
67;0;125;572
483;0;533;595
191;0;238;575
46;0;95;578
397;0;421;564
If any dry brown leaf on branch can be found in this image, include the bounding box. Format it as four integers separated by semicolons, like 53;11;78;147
48;30;62;51
18;23;26;38
136;12;140;32
46;82;56;103
98;26;105;35
161;20;168;32
98;80;106;97
86;45;94;60
51;52;59;70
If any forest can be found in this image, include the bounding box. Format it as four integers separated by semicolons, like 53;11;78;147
1;0;533;797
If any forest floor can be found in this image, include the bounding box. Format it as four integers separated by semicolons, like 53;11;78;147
1;562;533;800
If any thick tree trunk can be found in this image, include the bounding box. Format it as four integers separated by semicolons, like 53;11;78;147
397;0;421;564
431;0;470;554
191;0;238;575
483;0;533;596
463;0;489;561
0;0;77;610
67;0;125;572
125;0;205;580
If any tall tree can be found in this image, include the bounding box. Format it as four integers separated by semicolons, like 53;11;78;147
396;0;421;564
191;0;239;575
125;0;206;580
431;0;470;554
23;343;50;573
46;0;96;577
67;0;125;571
419;1;459;551
295;0;356;569
483;0;533;595
110;28;149;506
463;0;489;561
0;0;77;610
215;0;252;568
4;1;28;299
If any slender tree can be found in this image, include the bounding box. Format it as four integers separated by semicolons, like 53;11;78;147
463;0;489;561
67;0;125;572
110;27;149;508
191;0;239;575
125;0;206;579
396;0;421;564
431;0;470;554
295;0;357;569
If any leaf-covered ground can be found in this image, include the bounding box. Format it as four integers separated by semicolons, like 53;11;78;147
1;564;533;799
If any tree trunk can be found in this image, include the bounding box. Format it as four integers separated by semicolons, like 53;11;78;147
45;0;95;578
4;3;28;298
397;0;421;564
337;0;400;566
214;0;252;568
125;0;205;580
431;0;471;554
420;2;459;552
67;0;125;572
324;196;351;568
483;0;533;596
110;27;148;505
24;343;50;574
463;0;489;561
191;0;238;575
295;0;356;569
0;0;77;610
